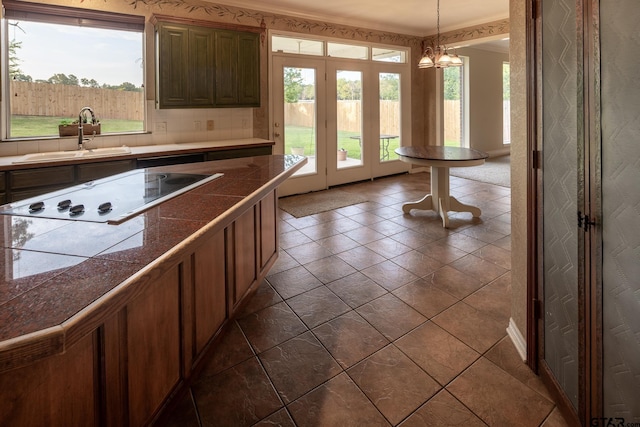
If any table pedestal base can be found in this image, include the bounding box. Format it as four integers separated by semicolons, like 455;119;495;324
401;166;482;228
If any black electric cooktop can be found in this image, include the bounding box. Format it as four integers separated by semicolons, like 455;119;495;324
0;169;223;224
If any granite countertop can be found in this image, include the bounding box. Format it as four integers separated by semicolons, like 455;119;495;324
0;154;305;371
0;138;274;170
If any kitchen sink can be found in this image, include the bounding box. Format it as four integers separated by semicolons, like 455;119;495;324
13;146;131;164
79;146;132;158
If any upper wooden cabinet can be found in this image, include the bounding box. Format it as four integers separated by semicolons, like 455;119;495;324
156;21;260;109
215;30;260;106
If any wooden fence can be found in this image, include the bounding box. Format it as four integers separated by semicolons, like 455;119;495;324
285;100;400;134
444;100;461;142
9;81;144;120
285;100;511;144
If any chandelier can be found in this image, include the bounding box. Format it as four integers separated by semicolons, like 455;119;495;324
418;0;463;69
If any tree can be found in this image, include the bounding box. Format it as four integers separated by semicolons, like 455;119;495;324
336;78;361;100
47;73;79;85
284;68;304;103
12;73;32;82
300;84;315;100
379;74;399;100
443;67;461;100
503;63;510;100
8;21;29;80
117;82;138;91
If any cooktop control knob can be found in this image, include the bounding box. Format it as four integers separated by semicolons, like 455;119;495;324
29;201;45;212
69;204;85;215
57;199;72;210
98;202;112;213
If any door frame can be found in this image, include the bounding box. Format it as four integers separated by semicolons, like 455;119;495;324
269;31;410;197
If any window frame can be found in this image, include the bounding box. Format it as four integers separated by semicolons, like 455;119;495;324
1;0;146;141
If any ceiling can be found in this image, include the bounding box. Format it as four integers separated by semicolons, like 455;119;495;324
209;0;509;38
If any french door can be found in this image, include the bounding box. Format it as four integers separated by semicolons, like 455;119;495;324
272;56;327;196
272;55;409;196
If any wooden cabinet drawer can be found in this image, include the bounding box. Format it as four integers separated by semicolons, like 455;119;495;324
206;146;272;161
9;166;75;190
77;160;135;183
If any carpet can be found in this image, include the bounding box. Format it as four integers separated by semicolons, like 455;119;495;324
279;189;368;217
450;155;511;187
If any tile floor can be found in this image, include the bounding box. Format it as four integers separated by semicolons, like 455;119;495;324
157;172;570;427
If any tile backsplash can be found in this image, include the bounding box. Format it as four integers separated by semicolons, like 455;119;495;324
0;102;254;157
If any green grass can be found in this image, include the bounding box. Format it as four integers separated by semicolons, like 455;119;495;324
285;125;400;161
9;115;144;138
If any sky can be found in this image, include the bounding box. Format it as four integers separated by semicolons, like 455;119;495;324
9;20;143;87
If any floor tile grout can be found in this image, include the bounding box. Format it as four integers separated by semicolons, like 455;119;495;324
157;173;569;427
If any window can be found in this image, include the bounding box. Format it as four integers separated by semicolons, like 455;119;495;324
271;34;408;64
271;36;324;56
443;57;468;147
503;62;510;145
327;42;368;60
3;0;145;139
372;47;406;63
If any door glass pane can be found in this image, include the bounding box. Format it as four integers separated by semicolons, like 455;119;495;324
283;67;317;176
379;72;401;162
542;0;579;410
444;65;463;147
336;70;362;169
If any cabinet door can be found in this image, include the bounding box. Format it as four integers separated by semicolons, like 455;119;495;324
77;160;135;183
157;24;190;108
214;30;239;106
237;32;260;106
193;231;227;356
126;265;181;427
189;27;215;106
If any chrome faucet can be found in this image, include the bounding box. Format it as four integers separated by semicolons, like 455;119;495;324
78;106;97;150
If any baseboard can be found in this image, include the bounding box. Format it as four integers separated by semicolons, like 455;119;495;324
486;146;511;158
507;318;527;361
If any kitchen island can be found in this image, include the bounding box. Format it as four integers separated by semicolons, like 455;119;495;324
0;154;305;426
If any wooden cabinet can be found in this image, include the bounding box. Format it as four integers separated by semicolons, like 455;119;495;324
76;159;135;183
227;207;257;311
206;145;272;161
193;231;227;356
157;24;189;107
6;160;135;202
215;30;260;107
1;146;272;202
0;187;280;426
0;332;98;426
157;23;215;108
155;20;260;109
0;172;6;204
9;165;75;201
126;266;181;427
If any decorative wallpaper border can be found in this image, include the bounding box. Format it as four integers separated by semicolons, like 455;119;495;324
127;0;508;48
428;19;511;46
